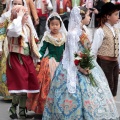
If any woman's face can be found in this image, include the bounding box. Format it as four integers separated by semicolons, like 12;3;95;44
13;0;23;7
82;10;91;25
49;19;61;34
22;12;29;24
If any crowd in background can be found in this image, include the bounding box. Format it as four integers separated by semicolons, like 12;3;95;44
0;0;120;120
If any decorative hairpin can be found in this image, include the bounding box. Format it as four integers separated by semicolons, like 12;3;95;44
80;10;85;14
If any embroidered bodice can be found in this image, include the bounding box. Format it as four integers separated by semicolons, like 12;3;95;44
39;32;66;62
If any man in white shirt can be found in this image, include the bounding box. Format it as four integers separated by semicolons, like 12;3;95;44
35;0;53;39
91;2;120;99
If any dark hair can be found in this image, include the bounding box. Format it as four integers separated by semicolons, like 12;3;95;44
98;9;119;27
48;16;61;28
98;2;120;27
79;6;88;20
12;0;24;6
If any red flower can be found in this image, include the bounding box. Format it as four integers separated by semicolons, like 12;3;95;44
74;59;80;66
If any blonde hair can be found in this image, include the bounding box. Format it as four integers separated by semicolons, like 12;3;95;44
79;6;88;20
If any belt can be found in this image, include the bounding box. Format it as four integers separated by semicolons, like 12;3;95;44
97;55;117;61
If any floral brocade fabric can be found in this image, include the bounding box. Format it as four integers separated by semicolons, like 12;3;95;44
0;53;11;100
0;20;11;100
42;61;119;120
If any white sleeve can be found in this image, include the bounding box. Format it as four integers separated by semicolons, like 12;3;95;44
0;41;3;51
115;22;120;68
0;11;11;22
7;16;23;37
91;28;104;58
47;0;53;10
118;31;120;68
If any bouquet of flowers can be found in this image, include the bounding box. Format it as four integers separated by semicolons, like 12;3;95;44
74;48;97;87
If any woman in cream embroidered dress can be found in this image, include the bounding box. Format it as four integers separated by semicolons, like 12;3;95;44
42;6;119;120
0;0;39;100
26;12;67;115
0;0;20;100
0;19;9;100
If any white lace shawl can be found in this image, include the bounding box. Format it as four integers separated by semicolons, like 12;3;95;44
46;12;67;35
62;6;82;93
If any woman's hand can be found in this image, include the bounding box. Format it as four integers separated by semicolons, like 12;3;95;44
17;9;25;18
35;62;41;73
89;8;98;14
77;66;89;75
34;18;39;26
93;8;98;14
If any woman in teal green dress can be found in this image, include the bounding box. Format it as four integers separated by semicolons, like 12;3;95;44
26;12;67;117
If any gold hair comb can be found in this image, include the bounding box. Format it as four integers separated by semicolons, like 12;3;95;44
80;10;85;14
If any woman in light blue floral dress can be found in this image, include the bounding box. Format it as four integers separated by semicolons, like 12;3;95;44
42;6;119;120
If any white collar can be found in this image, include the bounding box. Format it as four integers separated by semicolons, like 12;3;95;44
105;22;114;28
105;22;115;36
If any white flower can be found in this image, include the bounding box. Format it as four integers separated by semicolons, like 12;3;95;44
75;56;82;60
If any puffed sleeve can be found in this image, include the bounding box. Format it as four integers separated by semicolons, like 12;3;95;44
91;27;104;58
7;16;22;37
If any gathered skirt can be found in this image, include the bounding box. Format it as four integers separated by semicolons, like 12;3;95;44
42;60;119;120
6;52;39;93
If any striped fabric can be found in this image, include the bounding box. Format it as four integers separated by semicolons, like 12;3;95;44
7;24;40;58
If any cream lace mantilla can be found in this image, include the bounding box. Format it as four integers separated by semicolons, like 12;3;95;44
62;6;82;93
43;31;66;46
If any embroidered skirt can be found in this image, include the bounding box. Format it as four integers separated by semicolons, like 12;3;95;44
26;57;59;114
42;60;119;120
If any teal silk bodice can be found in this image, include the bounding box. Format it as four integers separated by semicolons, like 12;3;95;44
39;41;65;62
